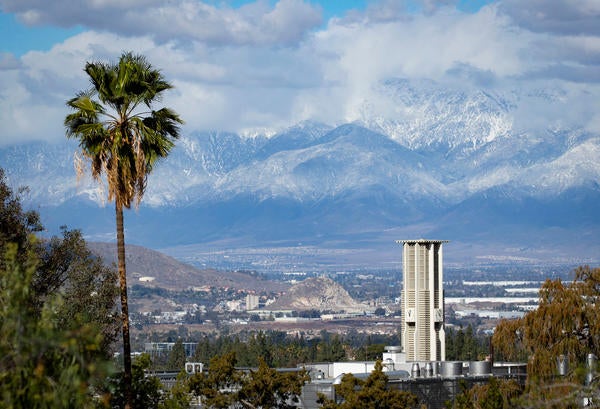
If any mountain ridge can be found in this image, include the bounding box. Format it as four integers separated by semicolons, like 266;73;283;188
3;78;599;266
88;242;288;292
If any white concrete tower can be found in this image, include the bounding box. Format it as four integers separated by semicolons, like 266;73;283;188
398;239;448;362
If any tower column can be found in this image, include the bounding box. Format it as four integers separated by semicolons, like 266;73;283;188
397;239;448;362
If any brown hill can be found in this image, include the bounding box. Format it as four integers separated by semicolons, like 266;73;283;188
89;242;288;293
268;276;367;313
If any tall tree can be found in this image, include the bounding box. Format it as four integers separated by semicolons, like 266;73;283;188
167;339;187;371
65;51;183;408
493;266;600;404
450;377;522;409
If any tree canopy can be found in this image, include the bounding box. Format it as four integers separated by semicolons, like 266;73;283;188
189;351;309;409
0;168;121;407
318;360;419;409
492;266;600;405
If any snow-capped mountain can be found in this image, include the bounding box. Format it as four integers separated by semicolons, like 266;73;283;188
2;79;599;265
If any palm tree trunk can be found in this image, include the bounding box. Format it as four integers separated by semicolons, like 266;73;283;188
116;200;133;409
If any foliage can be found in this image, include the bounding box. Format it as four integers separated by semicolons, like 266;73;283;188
0;244;113;408
318;360;419;409
449;377;522;409
446;325;490;361
43;227;120;355
354;344;387;361
237;359;310;409
158;371;191;409
65;51;183;211
167;339;187;371
189;351;308;409
316;333;347;362
512;379;599;409
189;351;242;408
107;354;163;409
492;266;600;405
493;266;600;381
0;168;42;258
187;330;401;369
0;167;119;357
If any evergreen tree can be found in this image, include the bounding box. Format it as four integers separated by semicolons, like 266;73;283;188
189;351;241;408
319;361;419;409
108;354;162;409
167;339;187;371
237;359;309;409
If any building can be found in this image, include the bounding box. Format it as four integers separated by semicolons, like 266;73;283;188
301;358;526;409
144;342;197;358
398;239;448;362
246;294;260;310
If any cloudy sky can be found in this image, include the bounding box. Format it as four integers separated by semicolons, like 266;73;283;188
1;0;599;147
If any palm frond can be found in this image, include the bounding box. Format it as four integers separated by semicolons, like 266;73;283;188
65;51;183;209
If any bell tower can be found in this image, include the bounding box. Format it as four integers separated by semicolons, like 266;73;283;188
398;239;447;362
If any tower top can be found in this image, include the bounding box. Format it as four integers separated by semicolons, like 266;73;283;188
396;239;449;245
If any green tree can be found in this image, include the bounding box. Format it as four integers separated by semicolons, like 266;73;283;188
317;334;346;362
0;244;112;408
108;354;163;409
189;351;241;408
237;358;309;409
189;352;308;409
319;360;419;409
449;377;522;409
0;168;119;357
43;227;120;356
65;51;183;407
159;371;191;409
246;331;273;367
0;168;42;258
446;325;488;361
167;339;187;371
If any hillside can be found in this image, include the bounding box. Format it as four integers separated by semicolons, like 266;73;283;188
89;242;288;292
268;276;367;313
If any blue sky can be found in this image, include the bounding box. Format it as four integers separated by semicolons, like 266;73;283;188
0;13;82;55
0;0;598;146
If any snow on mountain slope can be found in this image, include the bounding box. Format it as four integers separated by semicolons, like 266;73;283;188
362;79;514;155
515;137;600;196
210;124;448;202
1;78;598;263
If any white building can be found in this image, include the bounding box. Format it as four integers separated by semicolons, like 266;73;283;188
398;239;448;362
246;294;260;311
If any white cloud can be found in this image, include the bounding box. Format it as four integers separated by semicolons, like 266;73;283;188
0;0;598;148
2;0;322;47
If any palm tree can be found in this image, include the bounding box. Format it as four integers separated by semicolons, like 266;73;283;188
65;52;183;407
